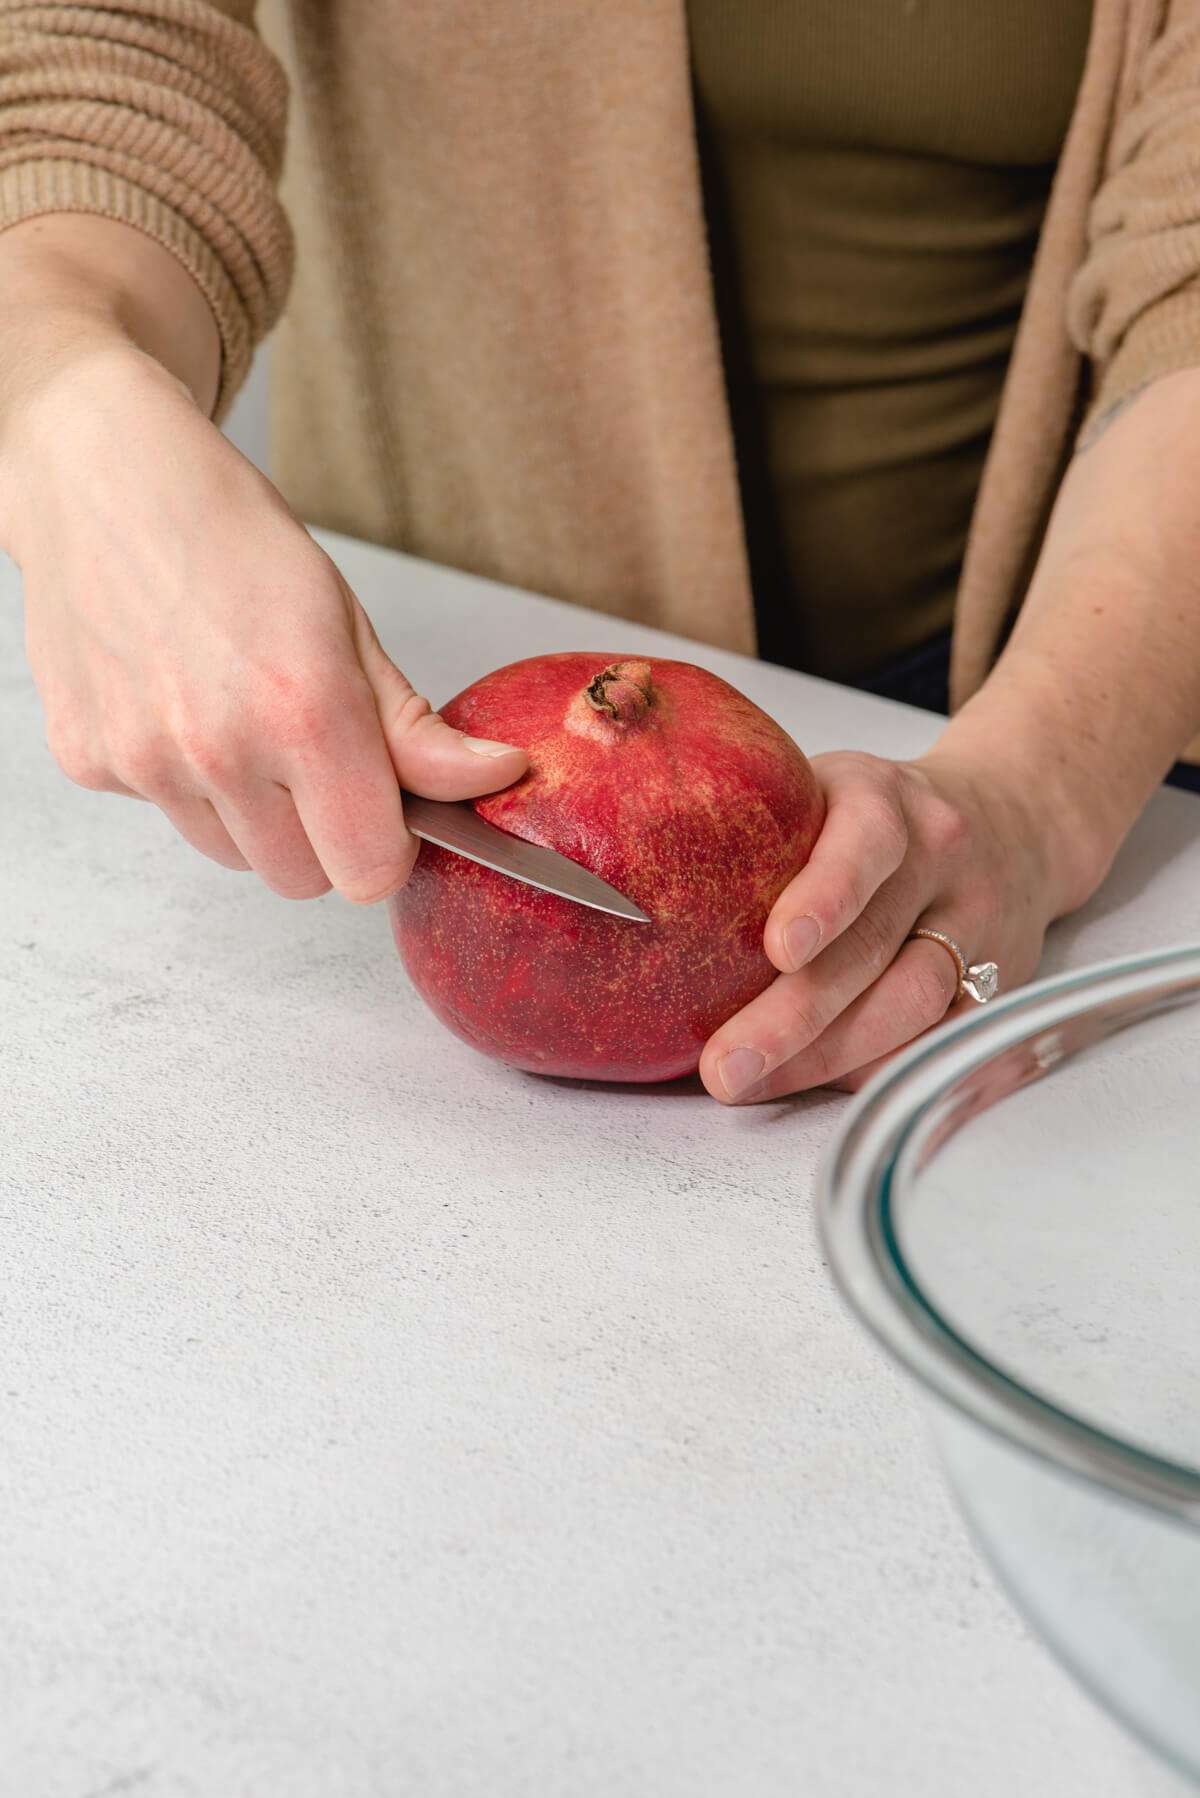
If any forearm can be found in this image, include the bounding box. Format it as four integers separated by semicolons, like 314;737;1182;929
927;365;1200;915
0;216;220;428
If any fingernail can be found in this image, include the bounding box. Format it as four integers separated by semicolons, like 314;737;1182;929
461;735;521;757
783;914;821;971
717;1045;766;1101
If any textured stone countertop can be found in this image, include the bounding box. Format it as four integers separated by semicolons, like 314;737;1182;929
3;531;1198;1798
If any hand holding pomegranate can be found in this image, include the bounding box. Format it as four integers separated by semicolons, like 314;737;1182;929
697;745;1075;1102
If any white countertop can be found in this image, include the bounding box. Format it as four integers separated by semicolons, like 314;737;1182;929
3;530;1198;1798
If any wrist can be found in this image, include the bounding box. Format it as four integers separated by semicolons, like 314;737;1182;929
0;217;221;412
917;676;1124;920
0;335;198;559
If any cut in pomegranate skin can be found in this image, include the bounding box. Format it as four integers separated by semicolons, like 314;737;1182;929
390;654;824;1083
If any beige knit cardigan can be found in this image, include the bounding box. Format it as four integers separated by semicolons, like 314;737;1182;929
3;0;1200;707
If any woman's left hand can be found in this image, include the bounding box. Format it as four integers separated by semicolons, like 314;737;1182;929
699;747;1073;1103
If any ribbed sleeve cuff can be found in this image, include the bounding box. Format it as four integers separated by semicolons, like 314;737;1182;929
0;157;255;422
1078;285;1200;448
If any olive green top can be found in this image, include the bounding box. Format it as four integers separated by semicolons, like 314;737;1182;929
688;0;1093;682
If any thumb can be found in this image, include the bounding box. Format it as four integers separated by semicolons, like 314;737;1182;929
354;608;528;801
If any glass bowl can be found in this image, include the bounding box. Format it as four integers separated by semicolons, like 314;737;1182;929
818;944;1200;1783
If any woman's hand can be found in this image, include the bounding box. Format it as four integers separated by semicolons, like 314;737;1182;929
700;746;1085;1103
3;345;527;901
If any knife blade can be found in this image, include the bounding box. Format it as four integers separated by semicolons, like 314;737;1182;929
402;793;651;923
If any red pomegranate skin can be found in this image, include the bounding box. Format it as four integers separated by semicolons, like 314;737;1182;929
389;654;825;1083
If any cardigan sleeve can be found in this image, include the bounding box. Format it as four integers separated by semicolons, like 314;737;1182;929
0;0;293;419
1069;4;1200;442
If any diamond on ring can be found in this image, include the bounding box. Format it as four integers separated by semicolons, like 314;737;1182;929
962;960;999;1004
908;929;999;1005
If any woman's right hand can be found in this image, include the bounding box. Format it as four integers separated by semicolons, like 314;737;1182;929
1;344;527;901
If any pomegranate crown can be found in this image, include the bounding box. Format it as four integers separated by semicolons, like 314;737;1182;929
583;659;654;726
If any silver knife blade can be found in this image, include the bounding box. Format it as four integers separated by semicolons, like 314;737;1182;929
402;793;651;923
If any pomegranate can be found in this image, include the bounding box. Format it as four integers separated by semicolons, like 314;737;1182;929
389;654;824;1083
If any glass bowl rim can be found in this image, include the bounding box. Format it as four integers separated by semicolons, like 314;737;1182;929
816;941;1200;1525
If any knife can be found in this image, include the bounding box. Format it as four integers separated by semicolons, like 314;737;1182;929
402;793;651;923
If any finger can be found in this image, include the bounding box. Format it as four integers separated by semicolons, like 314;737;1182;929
45;731;136;798
353;603;529;800
280;678;419;902
700;871;922;1103
728;937;961;1103
158;796;251;871
211;782;332;900
764;764;909;974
